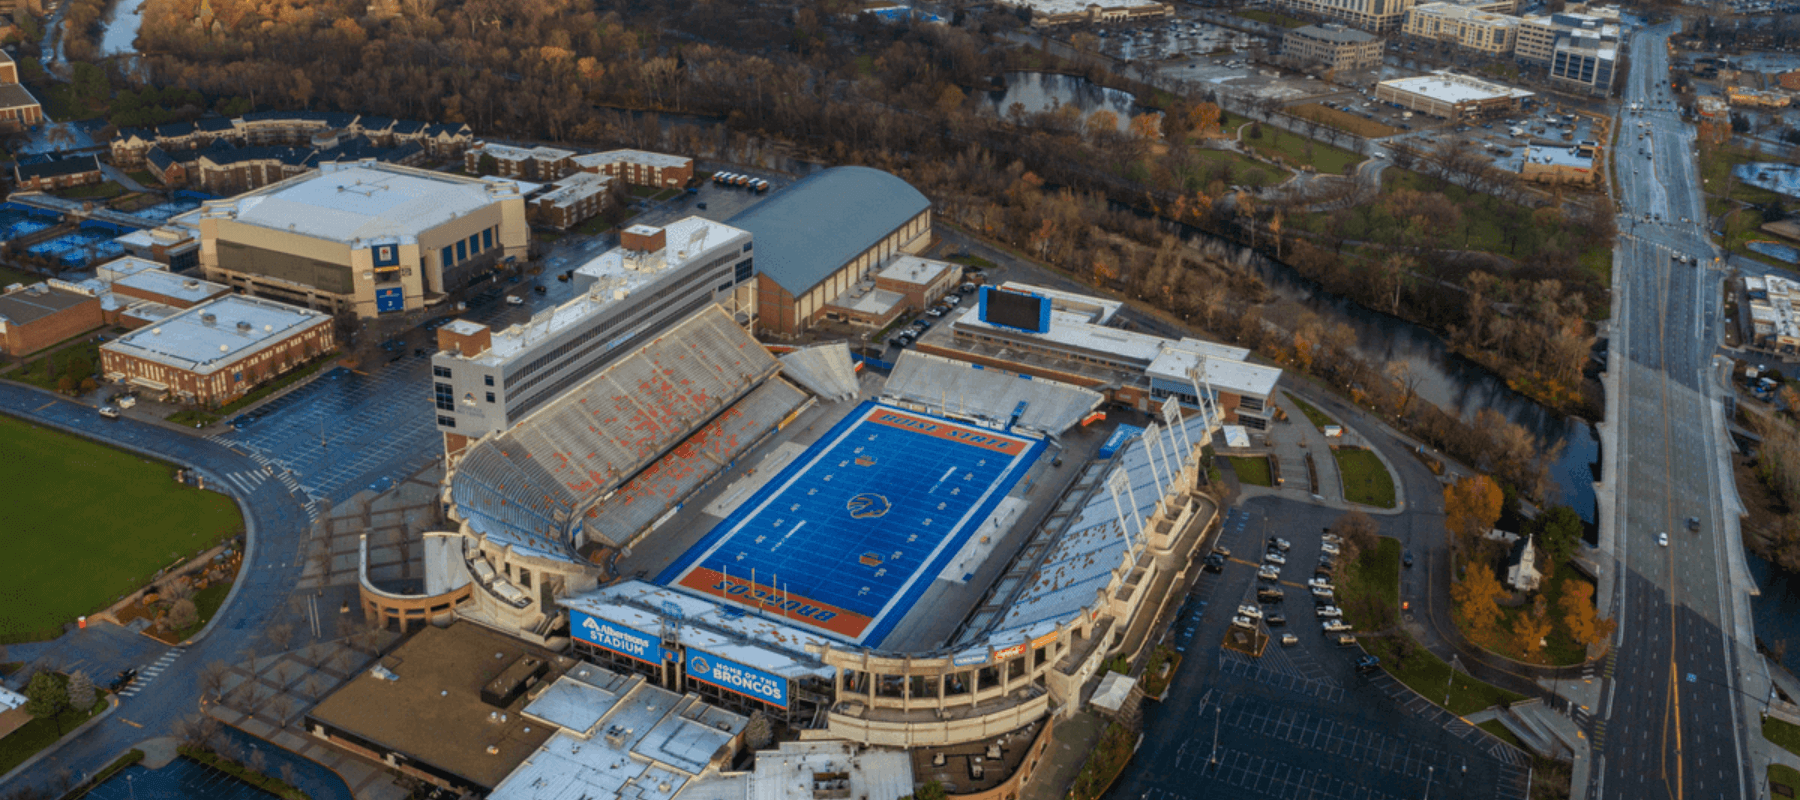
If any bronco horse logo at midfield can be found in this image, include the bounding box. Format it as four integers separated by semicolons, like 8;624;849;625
846;493;891;519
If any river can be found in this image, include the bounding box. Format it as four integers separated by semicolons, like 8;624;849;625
979;71;1148;131
97;0;147;56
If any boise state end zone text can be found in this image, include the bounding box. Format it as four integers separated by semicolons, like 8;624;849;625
868;410;1028;455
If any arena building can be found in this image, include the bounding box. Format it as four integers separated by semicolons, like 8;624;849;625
1374;71;1535;119
994;0;1171;25
731;167;933;335
196;162;528;317
429;217;757;448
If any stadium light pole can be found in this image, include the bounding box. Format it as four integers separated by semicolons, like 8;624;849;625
1209;704;1221;767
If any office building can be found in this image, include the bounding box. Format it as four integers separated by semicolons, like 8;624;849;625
429;217;756;445
1282;24;1384;72
1374;71;1534;119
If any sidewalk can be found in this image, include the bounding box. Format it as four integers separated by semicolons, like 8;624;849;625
1019;711;1107;800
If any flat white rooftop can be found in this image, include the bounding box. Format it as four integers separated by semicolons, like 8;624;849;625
998;0;1167;14
682;741;913;800
957;308;1248;368
875;254;954;285
1379;72;1534;104
1523;145;1594;169
998;281;1122;324
535;172;613;210
458;217;748;367
205;162;517;245
103;294;330;374
1147;350;1282;397
571;149;693;170
111;266;228;305
475;142;576;162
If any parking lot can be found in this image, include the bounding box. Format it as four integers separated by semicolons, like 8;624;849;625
1112;497;1531;800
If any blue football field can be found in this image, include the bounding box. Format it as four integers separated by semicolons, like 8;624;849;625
659;402;1043;645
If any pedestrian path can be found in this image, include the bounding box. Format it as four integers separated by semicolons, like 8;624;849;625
118;647;183;698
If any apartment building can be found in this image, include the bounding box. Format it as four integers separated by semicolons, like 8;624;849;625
1275;0;1416;34
569;150;695;189
1404;2;1519;54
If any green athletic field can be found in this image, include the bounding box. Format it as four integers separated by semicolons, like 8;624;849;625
0;414;243;641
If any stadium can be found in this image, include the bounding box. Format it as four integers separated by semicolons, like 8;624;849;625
354;179;1258;778
386;295;1230;748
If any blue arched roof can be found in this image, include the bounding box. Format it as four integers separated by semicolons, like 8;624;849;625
728;166;930;297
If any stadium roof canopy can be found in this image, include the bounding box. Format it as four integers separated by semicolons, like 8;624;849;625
728;166;930;297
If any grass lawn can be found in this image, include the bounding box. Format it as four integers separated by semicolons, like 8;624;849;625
1700;144;1785;207
1765;716;1800;758
1478;719;1525;750
6;336;102;392
1229;455;1274;487
1333;446;1396;508
211;354;336;416
167;408;221;428
574;205;637;236
629;185;661;198
51;181;126;200
1772;763;1800;799
1192;148;1287;189
1283;391;1335;431
947;253;998;271
1577;245;1613;293
1288;103;1401;139
0;415;242;641
1244;125;1363;175
1336;537;1400;630
0;674;109;775
127;169;156;186
0;264;40;287
1359;632;1526;716
1236;8;1307;27
1488;570;1592;667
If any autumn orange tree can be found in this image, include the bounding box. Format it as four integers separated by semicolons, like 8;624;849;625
1451;565;1506;646
1444;475;1503;559
1559;580;1616;650
1513;595;1554;662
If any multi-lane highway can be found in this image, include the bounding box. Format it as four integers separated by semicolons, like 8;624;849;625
1595;21;1760;800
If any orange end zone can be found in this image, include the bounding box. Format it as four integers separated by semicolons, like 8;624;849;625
866;409;1029;456
676;567;874;639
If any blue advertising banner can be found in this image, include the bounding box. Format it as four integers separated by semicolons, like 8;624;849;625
1098;425;1144;459
952;649;989;667
572;611;664;664
687;650;788;708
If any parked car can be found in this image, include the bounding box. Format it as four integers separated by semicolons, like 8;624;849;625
98;406;120;419
1322;620;1353;633
1355;655;1382;673
1268;537;1290;551
1237;604;1263;620
1231;615;1257;630
1202;553;1226;573
1257;589;1285;603
1281;633;1300;646
1316;606;1342;619
115;395;137;409
1258;565;1281;582
1266;614;1286;627
1403;549;1414;568
1264;551;1287;566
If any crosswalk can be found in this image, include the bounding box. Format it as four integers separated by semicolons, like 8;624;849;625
118;647;183;698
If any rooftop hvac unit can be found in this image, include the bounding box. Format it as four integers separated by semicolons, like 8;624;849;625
237;321;252;332
201;313;217;325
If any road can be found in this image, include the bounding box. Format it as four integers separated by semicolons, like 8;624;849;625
1594;22;1759;800
0;385;343;797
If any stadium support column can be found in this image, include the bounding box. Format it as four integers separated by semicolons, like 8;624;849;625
1186;364;1221;433
1162;396;1193;459
1141;421;1170;513
1108;468;1145;561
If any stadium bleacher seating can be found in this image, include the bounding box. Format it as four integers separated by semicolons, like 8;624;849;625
581;378;808;547
449;307;780;564
882;351;1103;435
990;416;1209;635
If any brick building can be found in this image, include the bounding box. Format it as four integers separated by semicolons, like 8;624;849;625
13;155;103;191
0;281;104;355
528;172;617;230
0;51;41;130
112;113;472;169
100;294;336;406
569;150;695;189
732;166;932;335
465;143;576;181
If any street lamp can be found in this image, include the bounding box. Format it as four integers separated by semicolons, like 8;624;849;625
127;775;136;800
1210;704;1222;767
1424;766;1435;800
